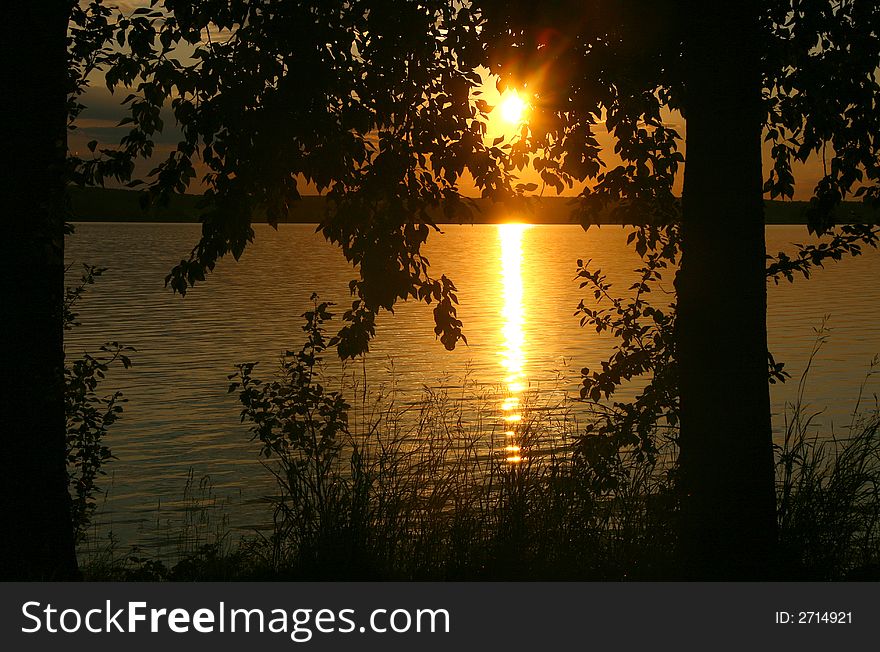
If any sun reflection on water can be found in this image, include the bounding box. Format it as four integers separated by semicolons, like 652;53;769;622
499;223;530;463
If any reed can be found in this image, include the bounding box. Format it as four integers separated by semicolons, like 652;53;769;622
79;325;879;581
776;346;880;579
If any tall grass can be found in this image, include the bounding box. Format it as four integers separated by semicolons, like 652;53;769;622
77;467;241;580
79;320;879;580
220;298;679;580
227;377;677;580
776;343;880;579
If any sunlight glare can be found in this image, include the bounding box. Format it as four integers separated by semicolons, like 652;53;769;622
498;91;527;126
499;223;530;463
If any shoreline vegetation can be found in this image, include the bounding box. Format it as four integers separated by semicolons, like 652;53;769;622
75;311;880;581
69;187;880;225
78;368;880;582
67;194;880;581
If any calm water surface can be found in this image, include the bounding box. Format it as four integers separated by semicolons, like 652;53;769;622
65;222;880;549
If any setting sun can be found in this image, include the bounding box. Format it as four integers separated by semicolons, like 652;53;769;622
497;91;527;125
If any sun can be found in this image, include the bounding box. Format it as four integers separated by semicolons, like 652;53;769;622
497;91;527;125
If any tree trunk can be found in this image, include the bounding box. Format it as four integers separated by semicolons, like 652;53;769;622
676;2;777;578
0;5;79;579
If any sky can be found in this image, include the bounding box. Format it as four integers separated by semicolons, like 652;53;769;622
69;1;830;201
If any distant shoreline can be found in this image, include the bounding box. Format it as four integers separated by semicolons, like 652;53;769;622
69;187;879;226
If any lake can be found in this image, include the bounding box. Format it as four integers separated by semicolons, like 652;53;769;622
65;222;880;551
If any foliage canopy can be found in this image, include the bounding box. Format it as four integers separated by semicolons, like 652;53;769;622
69;0;879;462
72;0;879;352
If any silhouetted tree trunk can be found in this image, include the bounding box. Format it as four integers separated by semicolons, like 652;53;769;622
676;2;777;578
0;5;79;579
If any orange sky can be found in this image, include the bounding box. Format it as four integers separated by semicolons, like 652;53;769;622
71;76;830;202
70;4;830;202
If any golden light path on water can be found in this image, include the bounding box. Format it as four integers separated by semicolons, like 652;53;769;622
498;223;530;463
